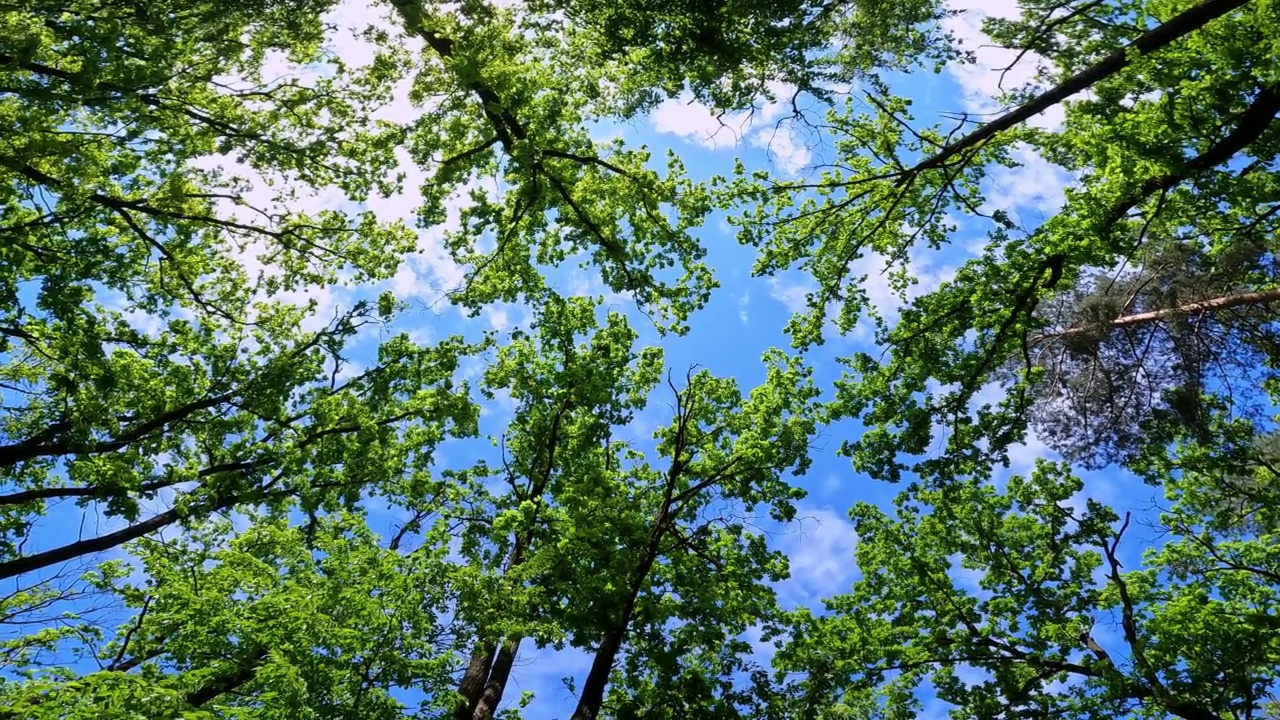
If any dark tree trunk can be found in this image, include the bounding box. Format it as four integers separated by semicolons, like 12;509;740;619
454;642;498;720
471;637;521;719
0;497;233;581
570;514;667;720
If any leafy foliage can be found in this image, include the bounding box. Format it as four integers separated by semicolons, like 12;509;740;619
776;461;1280;719
4;0;1280;717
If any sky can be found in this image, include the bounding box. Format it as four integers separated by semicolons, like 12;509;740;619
9;0;1175;715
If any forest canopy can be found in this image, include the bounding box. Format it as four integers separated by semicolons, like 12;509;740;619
1;0;1278;718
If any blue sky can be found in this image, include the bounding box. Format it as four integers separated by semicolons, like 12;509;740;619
7;0;1175;716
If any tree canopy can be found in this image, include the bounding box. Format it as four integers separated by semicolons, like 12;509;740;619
2;0;1279;717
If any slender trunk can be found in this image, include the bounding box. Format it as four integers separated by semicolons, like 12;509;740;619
909;0;1250;177
0;392;232;469
108;645;167;673
452;399;573;717
572;629;628;720
569;411;697;720
0;482;300;580
0;478;176;507
471;637;521;720
454;538;528;720
1099;82;1280;229
1035;287;1280;343
571;518;667;720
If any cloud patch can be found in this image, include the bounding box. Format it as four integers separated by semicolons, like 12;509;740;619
777;507;860;608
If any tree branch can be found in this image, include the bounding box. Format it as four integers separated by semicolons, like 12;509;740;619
1034;287;1280;344
905;0;1252;179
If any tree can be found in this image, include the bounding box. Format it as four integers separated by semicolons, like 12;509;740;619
0;513;469;719
8;0;1280;718
383;0;722;332
2;0;829;715
705;0;1280;716
0;291;822;718
773;459;1280;719
535;0;956;113
390;295;819;720
722;0;1280;484
1020;235;1280;470
0;0;491;581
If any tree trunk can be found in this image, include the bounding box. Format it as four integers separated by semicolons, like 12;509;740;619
453;527;532;719
0;495;237;581
451;397;572;717
471;637;521;720
571;629;628;720
0;479;176;507
570;516;667;720
0;477;362;580
186;648;267;707
453;643;498;720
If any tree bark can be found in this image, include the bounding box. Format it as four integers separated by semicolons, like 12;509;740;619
571;628;628;720
471;637;521;720
0;497;232;581
452;396;573;718
0;392;233;468
0;477;366;580
0;479;176;506
454;643;498;720
185;648;267;707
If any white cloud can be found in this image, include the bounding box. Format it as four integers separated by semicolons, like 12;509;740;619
839;249;958;342
481;302;533;334
749;125;812;176
777;507;860;607
390;262;421;300
758;81;801;122
941;0;1085;232
648;81;803;153
324;0;408;70
649;95;753;150
478;385;519;421
765;275;816;315
185;0;471;334
508;644;595;715
983;143;1072;219
948;552;989;595
1005;432;1051;475
484;306;511;332
617;407;663;442
943;0;1063;131
563;266;632;308
738;291;750;326
765;246;959;343
271;284;345;332
954;663;996;687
